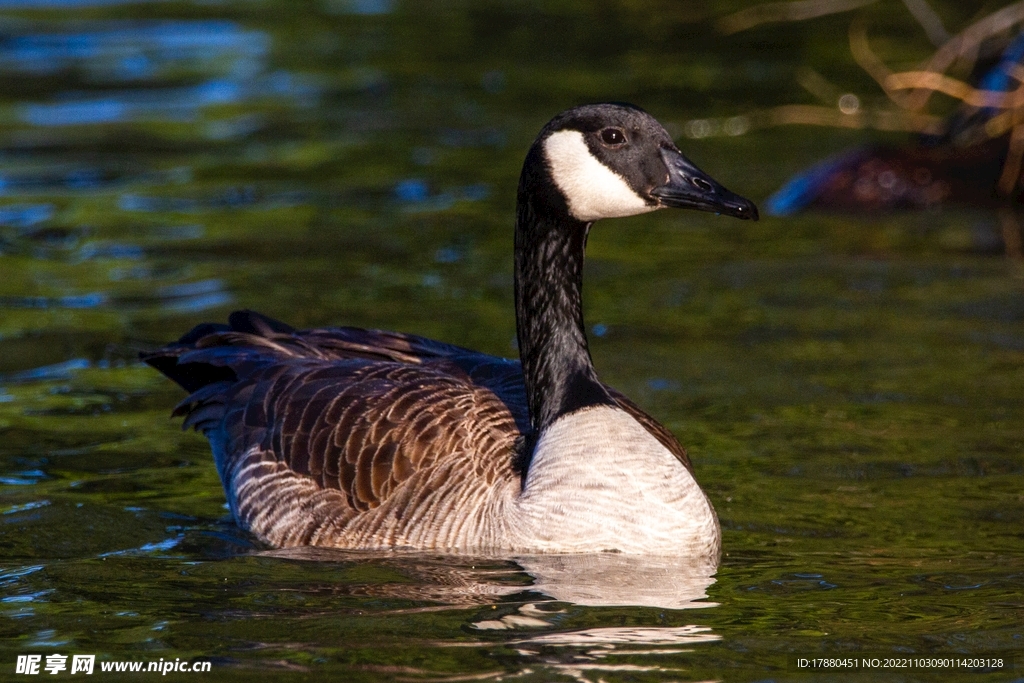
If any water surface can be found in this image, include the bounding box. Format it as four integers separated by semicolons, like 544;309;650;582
0;1;1022;681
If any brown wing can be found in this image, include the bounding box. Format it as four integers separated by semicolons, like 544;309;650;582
232;361;522;506
143;310;529;546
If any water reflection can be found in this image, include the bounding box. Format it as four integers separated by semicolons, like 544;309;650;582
0;13;317;336
0;21;266;80
0;280;231;313
507;623;718;683
151;279;232;313
1;18;309;127
0;0;1021;678
0;0;153;8
21;75;316;127
262;548;717;611
1;293;107;309
517;554;717;609
0;204;53;227
519;624;717;646
3;358;91;383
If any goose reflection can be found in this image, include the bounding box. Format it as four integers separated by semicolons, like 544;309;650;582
514;553;717;610
259;548;719;681
259;547;717;611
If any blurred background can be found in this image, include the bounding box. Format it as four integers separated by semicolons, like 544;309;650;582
0;0;1022;680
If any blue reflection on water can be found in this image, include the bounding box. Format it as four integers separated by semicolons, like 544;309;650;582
0;280;233;314
326;0;393;15
2;500;50;516
155;279;232;313
2;293;108;309
0;0;154;6
5;18;318;127
0;565;44;585
98;535;182;557
21;99;126;126
4;359;91;383
647;377;680;391
394;179;491;212
19;78;269;126
26;628;66;647
77;242;144;261
0;170;118;195
0;204;54;228
434;247;462;263
0;470;47;485
0;20;266;77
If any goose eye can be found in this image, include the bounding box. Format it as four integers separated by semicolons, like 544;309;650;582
599;128;626;146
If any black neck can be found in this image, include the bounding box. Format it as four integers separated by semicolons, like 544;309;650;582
514;148;616;432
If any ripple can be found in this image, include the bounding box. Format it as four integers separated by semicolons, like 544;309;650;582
77;242;144;261
393;179;491;212
0;168;126;195
19;74;316;128
3;358;90;383
154;279;232;313
0;20;266;79
0;204;54;227
0;469;47;484
520;624;719;646
98;535;182;557
0;565;44;587
2;590;53;605
325;0;394;15
0;293;108;309
0;0;155;7
2;500;50;515
118;188;310;213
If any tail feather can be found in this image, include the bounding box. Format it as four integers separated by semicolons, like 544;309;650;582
181;400;230;433
228;309;296;336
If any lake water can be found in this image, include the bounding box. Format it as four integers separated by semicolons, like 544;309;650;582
0;1;1022;681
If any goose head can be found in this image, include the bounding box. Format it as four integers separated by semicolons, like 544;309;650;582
527;102;758;223
513;103;758;432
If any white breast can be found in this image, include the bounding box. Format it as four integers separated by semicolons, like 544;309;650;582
509;405;720;556
543;130;660;222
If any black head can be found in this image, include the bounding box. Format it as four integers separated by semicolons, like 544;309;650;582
532;103;758;222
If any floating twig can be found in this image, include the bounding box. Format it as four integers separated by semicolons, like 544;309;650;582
681;105;941;139
901;0;949;46
908;0;1024;111
717;0;877;35
885;71;1024;109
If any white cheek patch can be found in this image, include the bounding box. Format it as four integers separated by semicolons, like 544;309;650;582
543;130;659;222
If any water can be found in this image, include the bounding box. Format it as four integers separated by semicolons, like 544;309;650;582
0;0;1022;680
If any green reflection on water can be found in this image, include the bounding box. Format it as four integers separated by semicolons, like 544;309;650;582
0;0;1022;680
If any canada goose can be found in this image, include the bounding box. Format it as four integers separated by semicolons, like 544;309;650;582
144;103;758;557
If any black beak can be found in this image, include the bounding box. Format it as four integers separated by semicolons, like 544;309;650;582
650;148;759;221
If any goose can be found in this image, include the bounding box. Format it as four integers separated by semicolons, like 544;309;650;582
144;103;758;558
765;32;1024;217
